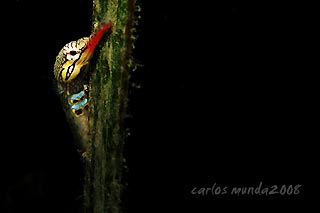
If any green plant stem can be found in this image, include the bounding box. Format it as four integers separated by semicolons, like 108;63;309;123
83;0;135;212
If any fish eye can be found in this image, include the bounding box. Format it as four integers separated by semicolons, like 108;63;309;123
70;50;77;56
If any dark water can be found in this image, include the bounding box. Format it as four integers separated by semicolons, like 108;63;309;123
1;2;316;212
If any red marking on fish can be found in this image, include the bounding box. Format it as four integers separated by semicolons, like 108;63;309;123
87;22;112;53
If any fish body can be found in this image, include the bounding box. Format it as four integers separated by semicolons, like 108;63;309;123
53;22;112;155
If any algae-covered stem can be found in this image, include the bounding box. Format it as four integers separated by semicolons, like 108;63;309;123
83;0;136;212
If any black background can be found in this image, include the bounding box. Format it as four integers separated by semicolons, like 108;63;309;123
1;2;317;212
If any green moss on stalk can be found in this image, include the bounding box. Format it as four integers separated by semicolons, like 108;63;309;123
82;0;136;212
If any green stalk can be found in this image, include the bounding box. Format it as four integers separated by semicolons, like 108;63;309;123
83;0;136;212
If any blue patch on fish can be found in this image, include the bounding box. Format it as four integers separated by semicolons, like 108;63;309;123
70;90;86;101
71;98;88;110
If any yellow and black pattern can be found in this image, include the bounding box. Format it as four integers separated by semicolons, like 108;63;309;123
53;21;112;155
54;37;89;84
